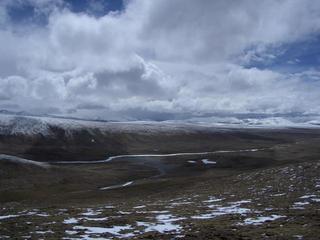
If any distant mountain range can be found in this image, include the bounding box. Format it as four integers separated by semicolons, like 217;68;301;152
0;110;319;162
1;109;320;129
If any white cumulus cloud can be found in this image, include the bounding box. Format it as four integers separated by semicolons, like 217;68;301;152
0;0;320;121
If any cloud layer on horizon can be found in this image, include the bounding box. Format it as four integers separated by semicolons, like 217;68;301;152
0;0;320;121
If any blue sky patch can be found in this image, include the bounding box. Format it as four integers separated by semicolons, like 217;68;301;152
7;0;124;26
244;36;320;73
64;0;124;16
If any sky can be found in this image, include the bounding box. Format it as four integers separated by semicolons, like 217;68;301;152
0;0;320;122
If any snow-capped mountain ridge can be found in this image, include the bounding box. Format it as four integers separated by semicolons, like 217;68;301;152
0;112;320;137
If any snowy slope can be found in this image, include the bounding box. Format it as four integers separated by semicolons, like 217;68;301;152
0;113;319;137
0;114;204;136
0;115;50;136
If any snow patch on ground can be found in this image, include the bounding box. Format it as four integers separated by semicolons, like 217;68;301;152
81;208;102;216
300;195;317;199
294;201;310;206
133;205;146;209
192;200;252;219
203;196;224;203
270;193;286;197
0;215;20;220
35;230;54;234
73;225;134;238
137;214;185;234
311;198;320;202
83;216;109;221
201;159;217;164
188;160;196;164
100;181;134;190
170;201;193;206
63;218;79;224
241;215;285;225
0;210;50;221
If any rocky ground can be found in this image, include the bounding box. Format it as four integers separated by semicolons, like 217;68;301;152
1;157;320;239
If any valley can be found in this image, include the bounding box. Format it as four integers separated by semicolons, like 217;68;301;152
0;115;320;239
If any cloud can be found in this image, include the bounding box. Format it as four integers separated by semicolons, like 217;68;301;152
0;0;320;120
134;0;320;62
